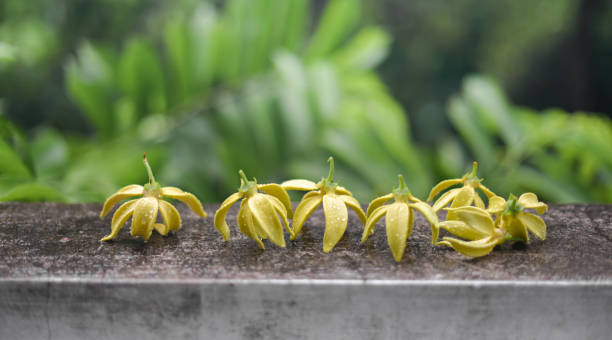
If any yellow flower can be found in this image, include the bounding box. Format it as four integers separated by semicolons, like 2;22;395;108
437;206;506;257
427;161;496;214
361;175;440;262
214;170;293;249
99;153;207;241
282;157;366;253
488;193;548;243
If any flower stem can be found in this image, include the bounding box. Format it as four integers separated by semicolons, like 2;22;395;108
397;174;407;191
239;169;249;184
326;156;335;183
143;152;155;184
469;161;479;178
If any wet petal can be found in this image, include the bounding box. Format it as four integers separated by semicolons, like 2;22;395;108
478;184;496;198
292;193;322;240
161;186;207;218
159;200;181;232
427;179;462;202
248;193;286;247
322;194;349;252
335;186;353;196
258;183;293;218
439;236;500;257
518;212;546;240
518;193;548;214
487;195;506;214
100;200;137;241
238;200;265;249
362;205;388;243
432;188;460;212
214;192;243;241
366;193;393;217
281;179;318;191
444;206;494;236
385;203;411;262
153;223;169;236
439;220;490;241
473;193;485;209
409;201;440;244
100;185;143;218
450;186;475;208
340;195;366;224
503;215;530;243
265;194;294;238
130;197;159;241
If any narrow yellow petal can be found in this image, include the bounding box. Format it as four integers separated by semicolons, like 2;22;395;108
265;194;294;238
518;193;548;214
291;193;322;240
502;215;530;243
427;179;462;202
450;186;475;208
340;195;366;224
158;200;181;232
439;220;490;241
439;236;500;257
130;197;159;241
153;223;169;236
473;193;485;209
335;186;353;196
444;206;494;236
487;195;506;214
408;201;440;244
322;194;348;252
385;203;411;262
100;184;143;218
477;184;496;198
238;200;265;249
161;186;207;218
214;192;243;241
100;200;137;241
248;193;286;247
281;179;318;191
432;188;460;212
258;183;293;219
518;212;546;240
362;205;388;243
366;193;393;218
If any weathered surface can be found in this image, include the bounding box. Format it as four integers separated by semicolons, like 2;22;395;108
1;203;611;340
0;203;610;280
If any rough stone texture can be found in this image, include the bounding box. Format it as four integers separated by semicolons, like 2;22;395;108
0;202;610;281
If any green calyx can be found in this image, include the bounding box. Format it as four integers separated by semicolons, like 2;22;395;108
143;153;161;196
238;169;258;196
503;193;523;215
319;156;338;192
463;161;484;187
392;174;413;201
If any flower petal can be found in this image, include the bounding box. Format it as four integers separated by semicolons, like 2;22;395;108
408;201;440;244
322;194;349;252
265;194;294;238
159;200;181;232
258;183;293;219
385;203;411;262
281;179;318;191
153;223;169;236
473;193;485;209
291;193;322;240
518;193;548;214
477;184;496;198
161;186;207;218
487;195;506;214
518;212;546;240
366;193;393;217
100;200;137;241
238;200;265;249
335;186;352;196
503;215;530;243
427;179;462;202
438;236;500;257
446;186;475;220
432;188;460;212
130;197;159;241
362;205;388;243
248;193;286;247
444;206;494;236
439;220;489;241
99;185;143;218
340;195;366;224
214;192;243;241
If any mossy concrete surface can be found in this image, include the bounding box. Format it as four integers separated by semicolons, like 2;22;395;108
0;203;611;339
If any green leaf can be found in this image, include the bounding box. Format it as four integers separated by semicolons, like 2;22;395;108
0;182;64;202
306;0;361;60
332;26;391;70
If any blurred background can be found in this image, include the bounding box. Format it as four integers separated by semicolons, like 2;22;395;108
0;0;611;204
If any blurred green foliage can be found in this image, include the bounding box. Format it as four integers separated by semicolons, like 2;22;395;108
0;0;611;204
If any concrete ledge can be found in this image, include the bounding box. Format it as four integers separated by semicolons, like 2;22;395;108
1;203;611;339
